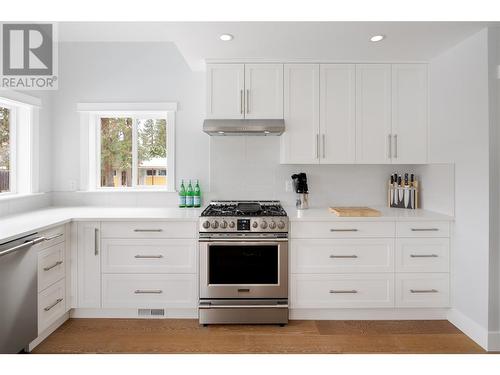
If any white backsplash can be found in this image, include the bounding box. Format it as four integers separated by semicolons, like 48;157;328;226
0;193;52;218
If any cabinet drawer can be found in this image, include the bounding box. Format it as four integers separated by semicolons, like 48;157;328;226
38;278;66;334
396;238;449;273
102;274;197;309
100;221;197;239
395;273;449;308
291;239;394;273
38;242;65;292
291;221;395;239
290;274;394;308
101;239;197;274
34;225;66;251
396;221;450;238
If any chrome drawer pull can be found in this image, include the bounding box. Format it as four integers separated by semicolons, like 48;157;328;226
329;255;358;259
410;289;438;293
329;290;358;294
133;229;163;232
44;298;63;311
43;233;64;241
330;229;358;232
43;260;63;271
134;255;164;259
410;228;439;232
134;289;163;294
410;254;438;258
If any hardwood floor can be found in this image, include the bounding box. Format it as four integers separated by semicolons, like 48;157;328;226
32;319;485;354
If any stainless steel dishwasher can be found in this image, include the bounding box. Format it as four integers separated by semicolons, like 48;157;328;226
0;233;45;353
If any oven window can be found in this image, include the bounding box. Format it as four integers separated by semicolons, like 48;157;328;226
208;244;279;284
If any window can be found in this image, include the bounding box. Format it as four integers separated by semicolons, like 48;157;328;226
0;106;11;193
79;103;176;191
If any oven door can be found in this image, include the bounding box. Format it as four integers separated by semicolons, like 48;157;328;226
199;239;288;299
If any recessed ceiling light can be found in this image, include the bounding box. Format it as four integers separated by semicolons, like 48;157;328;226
370;35;385;42
218;131;225;134
219;34;233;41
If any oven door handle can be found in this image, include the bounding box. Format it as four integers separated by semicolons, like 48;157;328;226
199;239;288;244
199;304;288;309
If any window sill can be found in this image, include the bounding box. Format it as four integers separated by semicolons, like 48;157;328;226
0;192;46;202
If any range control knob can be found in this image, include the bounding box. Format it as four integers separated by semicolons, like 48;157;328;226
252;221;259;229
210;221;219;229
269;221;277;230
220;220;228;229
228;221;236;228
202;221;210;229
260;220;268;229
277;220;286;229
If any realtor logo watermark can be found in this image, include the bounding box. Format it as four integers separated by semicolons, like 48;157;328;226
0;22;58;90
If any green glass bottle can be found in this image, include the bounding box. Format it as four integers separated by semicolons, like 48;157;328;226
178;180;186;208
193;180;201;208
186;180;194;208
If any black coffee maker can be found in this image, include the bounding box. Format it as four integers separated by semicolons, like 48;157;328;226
291;173;309;209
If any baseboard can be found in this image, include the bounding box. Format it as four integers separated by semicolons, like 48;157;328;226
447;308;489;350
28;312;70;352
71;308;198;319
488;331;500;352
290;308;449;320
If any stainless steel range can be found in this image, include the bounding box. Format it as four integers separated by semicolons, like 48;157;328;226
198;200;288;325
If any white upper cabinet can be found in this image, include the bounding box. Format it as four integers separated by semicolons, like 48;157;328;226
355;64;392;164
391;64;428;164
320;64;356;163
206;64;245;119
281;64;320;164
206;63;283;119
244;64;283;119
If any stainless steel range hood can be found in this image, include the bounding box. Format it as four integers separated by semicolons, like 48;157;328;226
203;119;285;136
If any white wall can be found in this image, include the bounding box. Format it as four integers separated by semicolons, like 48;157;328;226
429;28;492;347
50;42;207;206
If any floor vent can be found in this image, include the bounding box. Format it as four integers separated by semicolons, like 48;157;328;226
138;308;166;318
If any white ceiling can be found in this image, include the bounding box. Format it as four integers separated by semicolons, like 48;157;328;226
58;22;492;70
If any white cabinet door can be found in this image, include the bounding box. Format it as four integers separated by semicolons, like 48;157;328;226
244;64;283;119
77;222;101;308
281;64;320;164
355;64;392;164
392;64;428;164
320;64;356;163
206;64;245;119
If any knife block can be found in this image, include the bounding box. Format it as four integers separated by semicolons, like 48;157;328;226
387;180;419;209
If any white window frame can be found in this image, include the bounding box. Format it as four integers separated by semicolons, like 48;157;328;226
0;92;40;196
78;103;177;192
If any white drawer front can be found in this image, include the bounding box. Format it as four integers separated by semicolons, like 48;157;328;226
291;221;395;239
102;274;197;309
291;239;394;273
101;239;197;274
33;225;66;251
100;221;197;239
396;238;449;273
38;242;65;292
291;274;394;308
396;221;450;238
38;278;66;334
396;273;449;308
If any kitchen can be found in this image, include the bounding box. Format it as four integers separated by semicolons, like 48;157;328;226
1;2;500;371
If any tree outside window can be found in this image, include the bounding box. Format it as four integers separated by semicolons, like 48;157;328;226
0;107;10;193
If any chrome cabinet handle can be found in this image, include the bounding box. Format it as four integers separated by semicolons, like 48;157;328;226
330;290;358;294
329;255;358;259
388;134;392;159
43;260;63;271
322;134;326;158
394;134;398;158
410;254;438;258
94;228;99;256
133;229;163;232
240;90;243;114
43;233;64;241
410;289;438;294
410;228;439;232
134;289;163;294
316;134;320;159
134;255;163;259
246;89;250;114
44;298;63;311
330;228;358;232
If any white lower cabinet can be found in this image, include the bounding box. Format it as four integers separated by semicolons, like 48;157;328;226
291;274;395;308
395;273;450;308
77;222;101;308
396;238;449;273
102;274;197;309
38;278;66;333
38;242;65;292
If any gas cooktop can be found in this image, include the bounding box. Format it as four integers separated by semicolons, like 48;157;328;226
200;200;287;217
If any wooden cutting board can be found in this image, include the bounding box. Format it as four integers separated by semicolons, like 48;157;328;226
329;207;381;217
